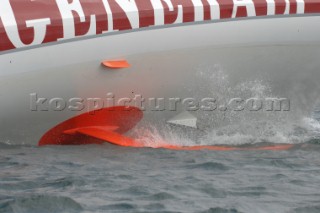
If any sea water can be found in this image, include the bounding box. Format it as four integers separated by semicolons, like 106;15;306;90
0;115;320;213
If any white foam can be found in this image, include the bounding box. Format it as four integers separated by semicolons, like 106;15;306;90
132;66;320;147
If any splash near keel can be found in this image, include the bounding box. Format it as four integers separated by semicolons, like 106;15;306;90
38;106;293;151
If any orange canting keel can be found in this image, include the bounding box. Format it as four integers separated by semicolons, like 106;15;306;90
38;106;293;151
38;106;143;146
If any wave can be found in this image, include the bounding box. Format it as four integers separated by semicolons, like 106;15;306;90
0;195;83;213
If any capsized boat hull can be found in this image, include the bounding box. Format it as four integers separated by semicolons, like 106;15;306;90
1;15;320;145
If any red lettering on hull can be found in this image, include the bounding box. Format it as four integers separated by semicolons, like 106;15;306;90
0;0;319;52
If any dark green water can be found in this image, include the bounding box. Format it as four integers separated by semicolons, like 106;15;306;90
0;139;320;213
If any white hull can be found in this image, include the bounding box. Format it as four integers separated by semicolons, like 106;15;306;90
1;16;320;145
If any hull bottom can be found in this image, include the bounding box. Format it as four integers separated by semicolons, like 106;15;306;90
1;17;320;145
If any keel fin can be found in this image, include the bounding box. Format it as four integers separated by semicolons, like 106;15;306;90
63;126;119;135
38;106;143;146
66;126;141;147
